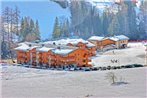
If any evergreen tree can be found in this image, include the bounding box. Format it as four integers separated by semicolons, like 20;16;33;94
102;10;109;36
139;0;147;39
30;19;35;33
124;1;137;39
108;15;120;36
35;20;40;40
20;17;25;40
20;17;40;41
61;19;70;37
13;6;20;36
117;3;129;36
52;17;61;39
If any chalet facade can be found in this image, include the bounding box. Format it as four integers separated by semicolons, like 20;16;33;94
66;39;96;56
88;36;104;50
110;35;129;48
15;43;38;65
15;41;94;67
15;36;129;67
88;35;129;50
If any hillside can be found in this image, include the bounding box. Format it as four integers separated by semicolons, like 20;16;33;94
52;0;147;40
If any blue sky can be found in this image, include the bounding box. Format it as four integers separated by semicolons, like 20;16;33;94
1;0;71;40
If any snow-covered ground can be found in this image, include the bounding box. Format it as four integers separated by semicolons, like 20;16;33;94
92;42;146;67
1;42;147;98
1;65;147;98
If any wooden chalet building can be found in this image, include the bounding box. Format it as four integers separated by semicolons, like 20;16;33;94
88;36;104;50
88;35;129;50
15;41;93;67
15;43;39;66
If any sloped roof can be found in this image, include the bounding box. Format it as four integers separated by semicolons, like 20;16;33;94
86;42;96;47
44;38;88;46
110;35;129;41
51;48;76;56
37;46;54;52
15;43;38;51
88;36;104;41
15;44;30;51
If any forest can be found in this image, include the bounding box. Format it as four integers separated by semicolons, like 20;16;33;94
1;6;40;59
52;0;147;40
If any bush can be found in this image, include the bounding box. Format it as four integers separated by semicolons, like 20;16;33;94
91;67;98;71
133;64;143;67
124;65;134;68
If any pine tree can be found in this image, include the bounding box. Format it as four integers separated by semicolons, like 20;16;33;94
30;19;35;34
108;15;120;36
35;20;40;40
13;6;20;36
52;17;61;39
117;3;129;36
139;0;147;39
124;1;137;39
102;10;109;36
20;18;25;40
61;18;70;37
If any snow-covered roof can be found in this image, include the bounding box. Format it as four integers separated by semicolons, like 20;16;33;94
109;35;129;41
109;37;119;41
88;36;104;41
37;46;54;52
15;43;38;51
51;48;75;56
115;35;129;40
144;43;147;46
44;38;88;46
86;42;96;48
15;44;30;51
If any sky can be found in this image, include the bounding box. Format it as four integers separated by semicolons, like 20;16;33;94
1;0;71;40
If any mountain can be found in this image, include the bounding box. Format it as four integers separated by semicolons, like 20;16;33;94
52;0;147;40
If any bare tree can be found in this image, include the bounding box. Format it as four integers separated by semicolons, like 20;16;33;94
105;72;117;84
13;6;20;36
1;6;20;59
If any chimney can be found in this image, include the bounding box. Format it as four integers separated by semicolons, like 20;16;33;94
57;46;61;50
53;42;56;45
42;44;44;47
29;44;32;47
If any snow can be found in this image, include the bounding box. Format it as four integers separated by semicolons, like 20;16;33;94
109;37;119;41
144;43;147;46
14;43;30;51
51;48;75;55
86;0;112;8
44;38;95;47
88;36;104;41
15;43;39;51
37;46;54;52
15;43;38;51
92;42;145;67
1;65;147;97
44;38;86;45
86;42;96;47
109;35;129;41
1;42;147;97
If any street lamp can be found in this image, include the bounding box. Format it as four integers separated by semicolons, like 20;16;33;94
144;43;147;65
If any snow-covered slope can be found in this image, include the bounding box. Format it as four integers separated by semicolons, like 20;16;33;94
92;42;145;67
2;65;147;97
